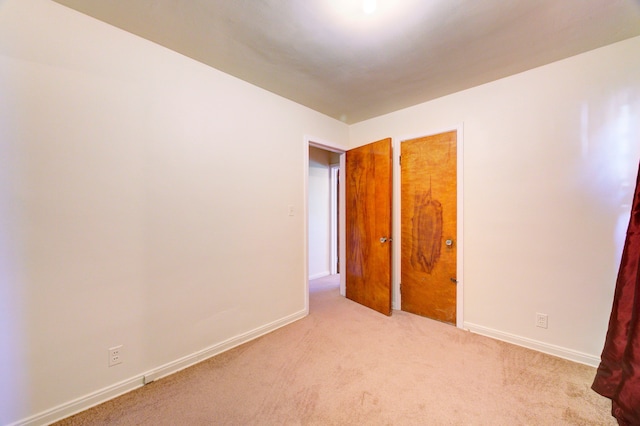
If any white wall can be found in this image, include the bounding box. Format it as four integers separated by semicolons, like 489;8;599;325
0;1;348;424
2;0;638;423
308;147;332;279
349;36;640;365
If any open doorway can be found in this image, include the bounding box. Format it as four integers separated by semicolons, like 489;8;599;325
306;139;346;309
308;146;340;278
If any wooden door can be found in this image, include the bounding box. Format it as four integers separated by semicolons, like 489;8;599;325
345;138;393;316
401;131;457;324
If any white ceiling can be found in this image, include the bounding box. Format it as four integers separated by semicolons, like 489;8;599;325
52;0;640;124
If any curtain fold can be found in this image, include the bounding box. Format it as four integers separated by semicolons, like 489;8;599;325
592;162;640;426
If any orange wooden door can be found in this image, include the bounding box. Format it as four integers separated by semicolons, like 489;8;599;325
401;131;457;324
345;138;393;316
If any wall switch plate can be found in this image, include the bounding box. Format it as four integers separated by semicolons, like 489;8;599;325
536;313;548;329
108;345;123;367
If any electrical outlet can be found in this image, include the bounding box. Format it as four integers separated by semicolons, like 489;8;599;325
108;345;123;367
536;313;548;329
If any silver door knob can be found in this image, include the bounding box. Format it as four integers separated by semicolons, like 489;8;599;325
380;237;390;243
445;239;453;246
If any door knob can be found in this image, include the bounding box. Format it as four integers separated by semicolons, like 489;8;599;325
380;237;391;243
445;239;454;247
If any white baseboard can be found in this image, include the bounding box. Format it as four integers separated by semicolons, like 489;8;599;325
142;309;307;383
15;309;307;426
11;376;144;426
464;322;600;367
308;271;330;280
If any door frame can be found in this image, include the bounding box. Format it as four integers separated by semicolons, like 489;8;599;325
304;136;347;313
330;164;340;275
395;124;464;328
304;126;463;326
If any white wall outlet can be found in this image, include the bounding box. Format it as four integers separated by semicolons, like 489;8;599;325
536;313;548;329
108;345;123;367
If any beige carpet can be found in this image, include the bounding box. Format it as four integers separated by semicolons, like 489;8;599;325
55;275;614;425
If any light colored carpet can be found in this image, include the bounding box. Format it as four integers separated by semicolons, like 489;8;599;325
55;275;614;425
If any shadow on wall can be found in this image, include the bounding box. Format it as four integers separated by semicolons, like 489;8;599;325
0;130;29;426
579;90;640;268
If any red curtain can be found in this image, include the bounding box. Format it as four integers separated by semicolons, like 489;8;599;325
592;162;640;425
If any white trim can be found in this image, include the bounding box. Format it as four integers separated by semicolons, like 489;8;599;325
306;137;348;154
465;322;601;367
330;165;340;276
303;139;310;313
14;310;307;426
455;123;464;328
392;137;401;310
309;271;331;280
142;309;306;382
394;125;465;328
339;153;346;297
11;376;143;426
